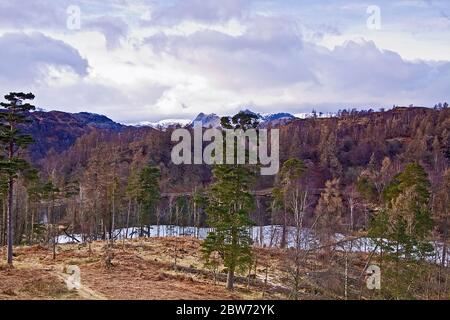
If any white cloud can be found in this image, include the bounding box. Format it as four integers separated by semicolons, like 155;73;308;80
0;0;449;123
148;0;252;25
0;32;88;86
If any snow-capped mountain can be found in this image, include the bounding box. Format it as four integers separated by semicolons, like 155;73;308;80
190;110;298;128
135;119;191;130
237;109;297;127
135;109;336;131
190;112;222;128
263;112;296;122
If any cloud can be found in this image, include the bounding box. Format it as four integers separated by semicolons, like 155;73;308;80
0;0;81;30
0;32;89;86
32;79;169;123
145;16;316;90
0;0;130;50
0;0;449;122
84;16;129;49
144;14;450;112
148;0;251;25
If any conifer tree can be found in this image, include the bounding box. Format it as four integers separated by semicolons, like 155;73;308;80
372;163;433;257
369;163;434;298
0;92;35;265
202;111;257;290
138;164;161;236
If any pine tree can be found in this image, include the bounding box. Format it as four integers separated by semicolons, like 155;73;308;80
202;164;255;290
369;163;434;298
138;164;161;236
375;163;434;258
202;112;257;290
0;92;35;265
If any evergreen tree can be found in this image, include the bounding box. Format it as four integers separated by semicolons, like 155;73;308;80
369;163;434;298
373;163;433;257
138;164;160;236
202;164;255;290
202;112;257;290
0;92;35;265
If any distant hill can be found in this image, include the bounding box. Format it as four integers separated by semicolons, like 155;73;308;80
20;108;297;165
22;111;124;163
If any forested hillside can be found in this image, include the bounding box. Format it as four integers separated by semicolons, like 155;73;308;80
1;104;449;299
22;111;123;163
31;106;450;230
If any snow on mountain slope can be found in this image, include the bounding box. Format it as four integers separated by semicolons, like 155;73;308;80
134;109;337;131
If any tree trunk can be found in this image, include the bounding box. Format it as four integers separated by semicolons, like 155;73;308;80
280;209;287;249
156;206;160;237
24;193;29;244
226;269;235;291
52;230;57;260
442;220;448;268
111;185;115;247
125;199;131;239
349;197;354;232
0;198;4;246
7;176;14;265
30;204;35;245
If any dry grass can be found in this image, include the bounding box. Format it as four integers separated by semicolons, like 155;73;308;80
0;238;281;300
0;264;79;300
1;237;414;300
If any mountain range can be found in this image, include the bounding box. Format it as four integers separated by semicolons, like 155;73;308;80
172;110;298;129
20;106;429;166
19;109;301;163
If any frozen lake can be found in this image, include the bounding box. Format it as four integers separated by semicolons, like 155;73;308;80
56;225;448;266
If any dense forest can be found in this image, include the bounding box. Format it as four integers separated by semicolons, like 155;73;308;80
1;93;449;299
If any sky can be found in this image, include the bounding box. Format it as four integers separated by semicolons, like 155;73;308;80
0;0;449;124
